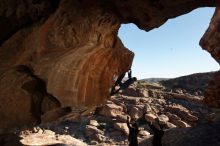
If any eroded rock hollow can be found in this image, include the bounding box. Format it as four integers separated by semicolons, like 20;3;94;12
0;0;220;129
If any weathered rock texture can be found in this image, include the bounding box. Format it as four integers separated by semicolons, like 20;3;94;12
202;71;220;107
0;0;220;129
200;8;220;108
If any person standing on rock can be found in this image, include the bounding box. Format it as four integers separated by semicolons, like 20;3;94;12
146;116;164;146
111;69;137;95
127;116;139;146
149;121;164;146
138;112;164;146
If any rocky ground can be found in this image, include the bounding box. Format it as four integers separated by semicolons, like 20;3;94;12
1;81;220;146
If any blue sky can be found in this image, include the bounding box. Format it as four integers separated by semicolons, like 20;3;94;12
118;8;219;79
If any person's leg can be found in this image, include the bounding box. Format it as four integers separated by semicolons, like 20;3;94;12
115;73;125;85
111;88;121;95
114;88;121;94
110;86;116;95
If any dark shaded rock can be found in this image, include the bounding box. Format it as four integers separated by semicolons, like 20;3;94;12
139;122;220;146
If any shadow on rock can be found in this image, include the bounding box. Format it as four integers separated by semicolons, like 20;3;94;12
0;133;23;146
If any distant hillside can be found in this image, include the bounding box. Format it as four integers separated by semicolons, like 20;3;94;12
140;78;169;83
160;72;216;94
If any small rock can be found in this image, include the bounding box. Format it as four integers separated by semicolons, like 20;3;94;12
125;97;140;104
106;100;113;104
116;114;128;123
99;104;123;117
170;120;190;128
93;133;106;142
206;113;220;122
89;120;99;127
166;112;181;121
157;99;166;105
158;114;169;124
185;113;198;122
129;107;143;120
135;104;145;109
148;90;157;98
164;122;177;129
32;127;41;133
43;130;55;135
117;102;127;113
174;89;183;94
121;87;145;97
113;122;129;135
139;98;150;103
145;113;157;123
141;90;149;97
139;130;150;137
90;141;99;145
85;125;104;137
144;104;152;113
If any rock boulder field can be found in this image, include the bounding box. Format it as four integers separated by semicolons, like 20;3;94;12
0;0;220;129
2;81;220;146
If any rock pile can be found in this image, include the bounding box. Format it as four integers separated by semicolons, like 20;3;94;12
11;82;220;146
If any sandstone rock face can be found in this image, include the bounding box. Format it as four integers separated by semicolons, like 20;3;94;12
203;71;220;108
200;9;220;108
0;68;39;128
0;0;133;129
0;66;60;129
200;8;220;63
0;0;220;129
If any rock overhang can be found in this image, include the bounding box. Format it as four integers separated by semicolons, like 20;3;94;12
0;0;220;129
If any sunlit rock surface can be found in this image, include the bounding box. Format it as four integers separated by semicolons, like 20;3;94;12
0;0;220;129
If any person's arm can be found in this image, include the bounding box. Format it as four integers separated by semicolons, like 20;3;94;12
110;87;115;95
127;116;131;128
128;69;132;79
155;117;164;130
111;73;125;95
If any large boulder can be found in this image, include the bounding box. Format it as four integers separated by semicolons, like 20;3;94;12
200;9;220;108
113;122;129;135
99;104;124;118
166;105;198;123
121;87;146;97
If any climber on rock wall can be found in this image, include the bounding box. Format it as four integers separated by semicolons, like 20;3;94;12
111;69;137;95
